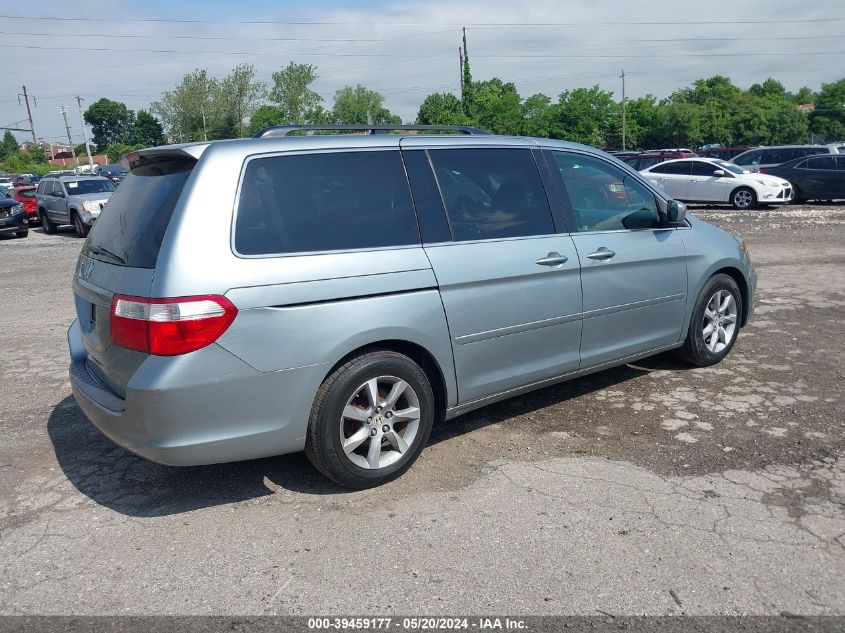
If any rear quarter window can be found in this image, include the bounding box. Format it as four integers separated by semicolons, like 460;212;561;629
83;159;194;269
234;150;419;256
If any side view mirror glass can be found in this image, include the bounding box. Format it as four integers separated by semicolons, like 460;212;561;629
667;200;687;226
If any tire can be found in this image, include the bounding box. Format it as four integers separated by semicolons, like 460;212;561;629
305;350;436;489
678;274;743;367
789;184;802;205
15;229;28;238
730;186;757;210
40;210;57;234
72;211;89;238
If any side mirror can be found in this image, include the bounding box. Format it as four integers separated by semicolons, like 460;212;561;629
667;200;687;226
53;190;65;198
712;169;726;176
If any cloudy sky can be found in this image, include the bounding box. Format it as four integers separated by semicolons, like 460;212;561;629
1;0;843;144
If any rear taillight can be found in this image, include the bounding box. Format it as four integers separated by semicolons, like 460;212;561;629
758;168;769;174
110;294;237;356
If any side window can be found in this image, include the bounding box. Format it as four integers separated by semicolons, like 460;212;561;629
691;161;720;176
805;156;836;170
763;149;791;164
637;156;663;170
234;150;420;256
402;150;452;243
799;147;827;158
428;148;554;241
836;157;845;171
549;151;661;232
735;150;763;166
662;162;692;175
36;182;44;195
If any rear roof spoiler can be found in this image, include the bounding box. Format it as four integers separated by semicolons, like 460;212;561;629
253;124;489;138
121;143;209;170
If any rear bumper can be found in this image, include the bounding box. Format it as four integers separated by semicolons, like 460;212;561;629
68;319;326;466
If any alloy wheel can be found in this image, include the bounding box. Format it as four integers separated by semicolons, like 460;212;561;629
339;376;421;470
702;289;738;353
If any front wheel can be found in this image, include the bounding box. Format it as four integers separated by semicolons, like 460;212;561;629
305;350;435;489
789;184;802;205
15;229;28;238
72;212;89;238
678;274;743;367
731;187;757;210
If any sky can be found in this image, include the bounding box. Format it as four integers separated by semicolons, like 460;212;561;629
1;0;844;145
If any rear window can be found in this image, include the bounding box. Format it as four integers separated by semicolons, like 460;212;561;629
17;189;35;198
234;150;419;256
83;159;194;269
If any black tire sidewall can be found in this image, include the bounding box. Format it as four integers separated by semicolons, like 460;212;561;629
311;353;435;488
687;275;743;366
72;213;87;238
40;211;54;234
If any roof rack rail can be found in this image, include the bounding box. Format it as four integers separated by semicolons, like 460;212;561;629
252;124;489;138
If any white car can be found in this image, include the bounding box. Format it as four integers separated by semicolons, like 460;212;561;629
641;158;793;209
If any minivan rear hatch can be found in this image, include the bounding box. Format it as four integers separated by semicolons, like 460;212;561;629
74;155;196;397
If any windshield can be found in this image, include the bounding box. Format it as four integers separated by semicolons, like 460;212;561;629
64;179;116;195
716;161;749;174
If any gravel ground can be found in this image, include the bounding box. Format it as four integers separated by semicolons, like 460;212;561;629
1;204;844;616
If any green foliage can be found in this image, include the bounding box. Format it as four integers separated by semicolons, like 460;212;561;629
269;62;323;125
0;146;52;175
0;131;19;161
151;69;236;142
84;98;135;151
105;143;144;163
416;93;471;126
792;86;816;105
330;85;401;125
810;79;845;141
131;110;165;147
221;64;267;137
549;86;621;148
467;78;522;135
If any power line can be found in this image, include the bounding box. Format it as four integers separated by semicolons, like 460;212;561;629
0;43;452;56
0;30;386;42
475;51;845;59
0;14;843;26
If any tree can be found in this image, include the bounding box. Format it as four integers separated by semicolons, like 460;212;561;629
269;62;323;125
792;86;816;105
549;85;620;148
84;98;134;151
416;93;471;126
221;63;267;137
520;93;553;137
152;69;234;142
246;105;285;136
131;110;165;147
468;78;522;135
623;96;660;149
0;131;19;161
330;85;401;124
810;79;845;141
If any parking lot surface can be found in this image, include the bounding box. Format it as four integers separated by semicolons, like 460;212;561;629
1;204;844;615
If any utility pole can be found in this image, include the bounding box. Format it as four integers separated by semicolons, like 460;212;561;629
57;105;79;167
459;46;464;100
18;85;38;145
75;95;95;173
620;69;627;151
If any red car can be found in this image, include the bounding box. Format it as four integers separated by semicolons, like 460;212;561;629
12;186;38;223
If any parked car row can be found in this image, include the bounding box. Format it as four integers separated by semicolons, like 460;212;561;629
35;175;116;237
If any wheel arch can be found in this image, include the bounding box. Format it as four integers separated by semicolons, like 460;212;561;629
711;266;750;327
323;340;449;420
730;184;757;205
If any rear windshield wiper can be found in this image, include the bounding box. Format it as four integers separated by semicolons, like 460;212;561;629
88;245;127;265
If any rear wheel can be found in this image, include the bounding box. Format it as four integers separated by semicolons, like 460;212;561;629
40;210;57;234
789;184;802;204
731;187;757;210
305;350;435;489
678;274;742;367
15;229;28;238
72;211;89;238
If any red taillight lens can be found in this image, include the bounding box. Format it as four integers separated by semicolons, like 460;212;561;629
758;168;769;174
110;294;237;356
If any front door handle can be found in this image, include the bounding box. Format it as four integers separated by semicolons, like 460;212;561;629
535;252;568;267
585;247;616;261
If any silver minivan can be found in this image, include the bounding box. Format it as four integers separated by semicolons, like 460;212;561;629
68;125;756;488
